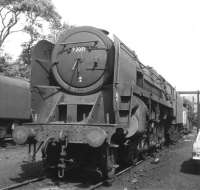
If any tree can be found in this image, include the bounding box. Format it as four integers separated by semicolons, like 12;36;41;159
0;49;24;77
47;22;74;43
0;49;12;73
0;0;61;48
0;0;62;79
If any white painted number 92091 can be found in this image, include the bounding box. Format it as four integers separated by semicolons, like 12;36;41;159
72;47;86;53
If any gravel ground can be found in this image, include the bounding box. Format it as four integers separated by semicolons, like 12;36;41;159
0;131;198;190
0;145;44;189
98;131;198;190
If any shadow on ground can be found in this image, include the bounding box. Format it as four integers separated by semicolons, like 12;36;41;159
46;169;99;188
181;158;200;175
9;162;104;188
10;160;44;183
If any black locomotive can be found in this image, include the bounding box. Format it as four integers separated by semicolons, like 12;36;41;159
13;26;186;179
0;74;31;139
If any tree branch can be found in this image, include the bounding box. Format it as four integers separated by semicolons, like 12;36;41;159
0;11;20;46
0;8;16;39
2;9;12;23
10;28;24;34
0;7;4;14
0;0;61;49
0;11;6;28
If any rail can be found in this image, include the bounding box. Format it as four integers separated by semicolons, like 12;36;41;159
0;160;145;190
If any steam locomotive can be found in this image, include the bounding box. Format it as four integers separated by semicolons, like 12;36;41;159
13;26;185;179
0;75;31;139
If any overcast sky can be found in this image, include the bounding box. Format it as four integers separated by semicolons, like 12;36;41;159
4;0;200;91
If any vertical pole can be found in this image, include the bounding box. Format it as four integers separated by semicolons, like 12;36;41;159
192;96;195;113
197;91;200;132
149;95;152;120
176;92;178;124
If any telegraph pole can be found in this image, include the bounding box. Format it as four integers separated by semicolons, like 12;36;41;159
197;91;200;132
178;90;200;132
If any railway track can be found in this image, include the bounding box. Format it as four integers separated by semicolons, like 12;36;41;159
88;160;143;190
0;160;144;190
0;137;14;148
0;138;26;151
0;177;45;190
0;144;24;151
0;141;174;190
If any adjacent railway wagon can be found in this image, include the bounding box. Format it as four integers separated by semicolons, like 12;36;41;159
13;26;187;179
0;75;31;139
182;98;193;133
